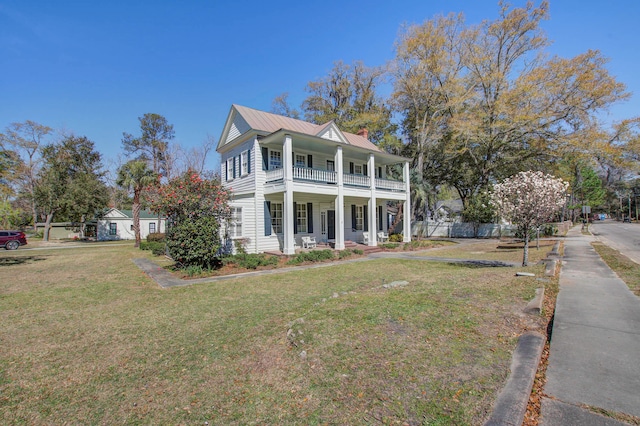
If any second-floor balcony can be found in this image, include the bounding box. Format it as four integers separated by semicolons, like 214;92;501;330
265;167;406;192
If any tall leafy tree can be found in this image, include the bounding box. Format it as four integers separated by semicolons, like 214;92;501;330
301;61;398;145
116;160;157;248
392;1;629;214
271;93;300;119
0;120;53;229
122;113;175;179
35;135;107;241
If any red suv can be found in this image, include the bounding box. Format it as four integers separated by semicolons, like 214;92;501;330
0;231;28;250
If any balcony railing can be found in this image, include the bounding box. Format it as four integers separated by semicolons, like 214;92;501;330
293;167;337;183
375;178;405;192
265;168;284;182
264;167;405;192
343;173;370;187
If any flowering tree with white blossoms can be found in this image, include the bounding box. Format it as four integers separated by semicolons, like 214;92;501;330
492;171;569;266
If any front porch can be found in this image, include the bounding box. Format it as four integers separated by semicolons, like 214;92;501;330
263;192;407;255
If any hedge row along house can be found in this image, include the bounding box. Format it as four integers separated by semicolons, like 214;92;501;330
216;105;411;255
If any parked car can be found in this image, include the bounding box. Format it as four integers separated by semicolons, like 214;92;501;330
0;230;28;250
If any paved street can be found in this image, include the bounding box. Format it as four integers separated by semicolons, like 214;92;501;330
590;220;640;264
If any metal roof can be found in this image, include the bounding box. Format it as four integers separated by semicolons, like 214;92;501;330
231;104;382;153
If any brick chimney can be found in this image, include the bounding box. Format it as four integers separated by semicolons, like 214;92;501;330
357;128;369;139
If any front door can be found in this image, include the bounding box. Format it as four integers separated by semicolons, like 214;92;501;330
327;210;335;240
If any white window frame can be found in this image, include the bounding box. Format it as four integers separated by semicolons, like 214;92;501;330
109;223;117;236
230;207;242;238
149;222;156;234
354;164;363;175
241;151;249;176
295;154;306;168
355;205;364;231
271;203;283;234
296;203;307;233
269;151;282;170
327;160;335;172
226;157;235;181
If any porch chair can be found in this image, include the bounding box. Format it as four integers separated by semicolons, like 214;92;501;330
302;236;317;249
361;232;369;244
377;231;389;242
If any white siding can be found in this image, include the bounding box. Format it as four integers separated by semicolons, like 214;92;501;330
227;194;257;253
225;114;251;144
221;138;256;194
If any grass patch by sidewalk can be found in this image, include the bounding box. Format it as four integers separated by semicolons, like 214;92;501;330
1;244;546;425
592;242;640;296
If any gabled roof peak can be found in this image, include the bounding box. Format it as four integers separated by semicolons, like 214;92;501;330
218;105;381;153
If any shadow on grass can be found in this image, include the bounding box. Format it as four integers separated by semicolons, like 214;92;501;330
448;260;516;268
0;255;49;267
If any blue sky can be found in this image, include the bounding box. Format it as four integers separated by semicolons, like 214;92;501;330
1;0;638;173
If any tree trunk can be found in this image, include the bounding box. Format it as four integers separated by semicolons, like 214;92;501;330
522;227;530;267
43;212;54;242
132;192;141;248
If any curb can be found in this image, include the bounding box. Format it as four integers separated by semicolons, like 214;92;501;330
524;287;545;315
485;331;546;426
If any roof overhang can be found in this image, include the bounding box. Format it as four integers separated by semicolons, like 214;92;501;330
259;129;409;165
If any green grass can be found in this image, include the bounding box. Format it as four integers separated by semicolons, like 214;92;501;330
592;242;640;296
0;243;547;425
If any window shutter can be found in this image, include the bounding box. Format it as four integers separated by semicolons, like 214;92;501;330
233;157;237;178
307;154;312;168
363;205;368;232
292;152;295;168
378;205;383;231
363;164;368;176
293;202;298;234
247;149;251;174
307;202;313;233
351;205;356;231
262;147;269;170
349;162;354;174
225;160;228;181
378;166;382;178
264;201;271;236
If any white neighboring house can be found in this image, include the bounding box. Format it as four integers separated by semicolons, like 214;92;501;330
97;208;165;241
217;105;411;255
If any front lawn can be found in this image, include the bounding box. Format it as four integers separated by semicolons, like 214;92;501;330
0;243;548;425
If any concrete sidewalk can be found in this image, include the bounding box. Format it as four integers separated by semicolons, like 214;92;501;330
540;227;640;425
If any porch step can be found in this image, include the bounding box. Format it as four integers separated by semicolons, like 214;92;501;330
358;244;384;254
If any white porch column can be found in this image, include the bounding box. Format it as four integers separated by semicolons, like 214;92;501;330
334;146;345;250
368;153;377;246
403;160;411;242
283;134;296;254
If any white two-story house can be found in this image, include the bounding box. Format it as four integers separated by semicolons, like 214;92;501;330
217;105;411;255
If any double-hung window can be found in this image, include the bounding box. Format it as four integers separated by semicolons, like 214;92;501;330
353;164;363;175
355;205;364;231
241;151;249;176
269;151;282;169
230;207;242;237
226;157;235;181
271;203;283;234
296;203;307;233
109;223;117;236
149;222;156;234
295;154;306;168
